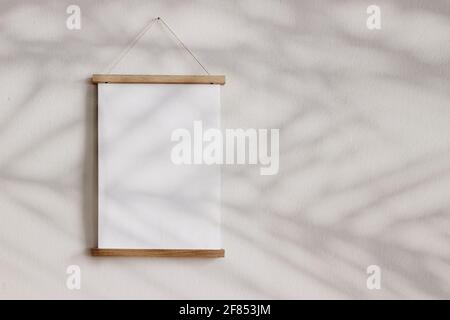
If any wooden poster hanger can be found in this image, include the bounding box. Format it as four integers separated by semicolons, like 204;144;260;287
91;17;225;258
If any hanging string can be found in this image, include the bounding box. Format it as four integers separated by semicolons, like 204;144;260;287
158;17;209;75
104;17;209;74
105;17;158;73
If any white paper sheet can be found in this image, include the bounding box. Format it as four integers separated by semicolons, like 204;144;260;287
98;83;221;249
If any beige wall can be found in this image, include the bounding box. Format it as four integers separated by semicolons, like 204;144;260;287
0;0;449;299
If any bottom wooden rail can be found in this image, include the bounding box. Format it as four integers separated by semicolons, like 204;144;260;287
91;248;225;258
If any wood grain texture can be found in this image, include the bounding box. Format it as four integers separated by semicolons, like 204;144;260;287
91;248;225;258
92;74;226;85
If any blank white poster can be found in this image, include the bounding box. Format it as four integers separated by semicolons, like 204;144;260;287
98;83;221;249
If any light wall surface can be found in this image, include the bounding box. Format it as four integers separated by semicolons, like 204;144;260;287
0;0;449;299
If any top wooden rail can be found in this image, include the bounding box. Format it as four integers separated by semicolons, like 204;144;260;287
92;74;225;85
